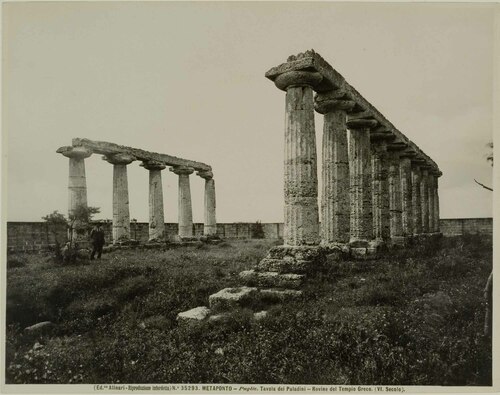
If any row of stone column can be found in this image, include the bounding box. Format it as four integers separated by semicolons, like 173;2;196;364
274;70;441;248
60;146;216;244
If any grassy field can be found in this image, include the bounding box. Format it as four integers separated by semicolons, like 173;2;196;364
5;235;492;385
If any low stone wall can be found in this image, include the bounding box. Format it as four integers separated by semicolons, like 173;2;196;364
6;221;285;252
440;218;493;237
5;219;490;252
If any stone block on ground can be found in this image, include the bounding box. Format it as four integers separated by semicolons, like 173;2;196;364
267;245;323;261
208;287;258;311
239;270;304;289
256;258;309;274
254;311;268;321
177;306;211;323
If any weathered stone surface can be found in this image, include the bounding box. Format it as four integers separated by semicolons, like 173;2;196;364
267;245;322;261
256;258;309;274
239;270;304;289
420;169;430;233
170;166;194;238
348;127;373;244
400;156;413;237
371;139;390;243
265;51;440;175
387;151;403;239
411;165;422;235
197;171;217;236
283;82;320;246
57;146;92;245
141;161;166;242
71;138;211;171
104;154;134;243
317;101;350;244
177;306;210;322
208;287;258;311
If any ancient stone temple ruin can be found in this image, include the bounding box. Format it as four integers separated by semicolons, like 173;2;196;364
57;138;216;244
265;50;441;257
177;50;442;323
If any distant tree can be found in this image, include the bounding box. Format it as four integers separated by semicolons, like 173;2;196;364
474;142;493;191
42;211;68;261
68;205;101;247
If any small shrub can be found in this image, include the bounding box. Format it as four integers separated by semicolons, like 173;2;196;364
7;255;26;269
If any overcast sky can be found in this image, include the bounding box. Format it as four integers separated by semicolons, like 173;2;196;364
3;2;495;223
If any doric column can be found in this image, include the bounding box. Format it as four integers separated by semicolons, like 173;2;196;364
411;163;423;236
428;172;435;233
170;166;195;238
420;168;430;234
273;70;322;246
399;153;414;238
197;170;217;237
371;138;390;245
387;150;404;243
103;153;135;244
346;115;378;245
140;160;166;242
433;172;442;233
57;146;92;245
314;92;354;245
58;146;93;216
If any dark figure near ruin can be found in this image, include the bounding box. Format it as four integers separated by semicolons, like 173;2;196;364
484;271;493;338
90;223;105;260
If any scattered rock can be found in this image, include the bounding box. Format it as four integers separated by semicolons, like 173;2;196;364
254;311;268;321
209;287;258;311
177;306;211;323
24;321;55;335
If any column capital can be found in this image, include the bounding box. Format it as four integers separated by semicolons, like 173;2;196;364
347;118;378;130
170;165;194;176
57;146;92;159
274;70;323;91
140;160;166;171
103;153;135;165
314;91;355;114
197;170;214;180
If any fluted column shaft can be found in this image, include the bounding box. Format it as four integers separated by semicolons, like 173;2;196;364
400;156;413;237
171;166;194;238
315;95;354;245
59;146;92;245
434;175;441;232
371;139;390;242
347;118;378;244
141;161;166;242
411;165;422;235
388;151;403;240
420;169;430;233
428;175;435;232
197;170;217;236
274;70;322;246
104;153;134;243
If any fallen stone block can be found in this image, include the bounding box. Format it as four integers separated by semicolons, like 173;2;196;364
239;270;304;289
208;287;258;311
177;306;211;323
256;258;309;274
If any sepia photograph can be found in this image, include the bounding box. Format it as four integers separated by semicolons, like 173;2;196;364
1;1;497;392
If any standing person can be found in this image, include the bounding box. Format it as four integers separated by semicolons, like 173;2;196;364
90;222;105;260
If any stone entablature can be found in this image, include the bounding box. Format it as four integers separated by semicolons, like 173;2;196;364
57;138;216;244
